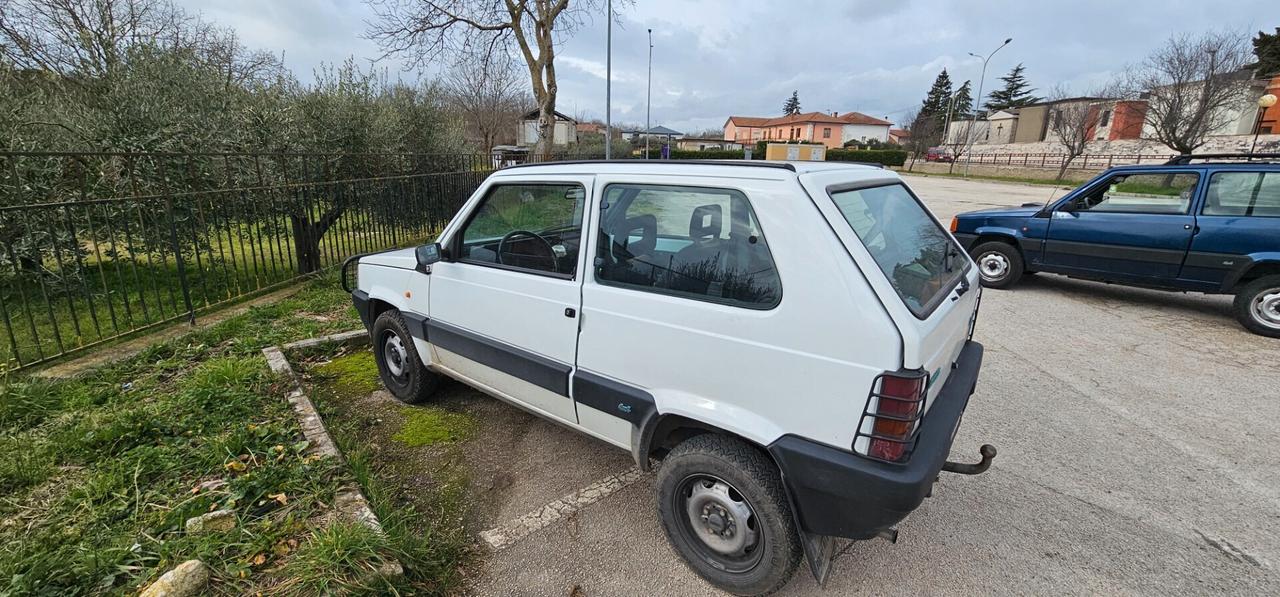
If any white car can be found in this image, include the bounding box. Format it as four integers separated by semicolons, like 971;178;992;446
344;160;995;595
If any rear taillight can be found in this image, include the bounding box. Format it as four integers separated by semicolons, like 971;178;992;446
949;216;958;232
859;372;928;463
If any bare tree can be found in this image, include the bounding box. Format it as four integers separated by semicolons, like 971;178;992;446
366;0;609;157
1121;31;1253;154
1044;86;1106;181
444;57;529;150
902;109;939;172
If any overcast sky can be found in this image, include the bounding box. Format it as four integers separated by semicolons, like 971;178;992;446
175;0;1275;133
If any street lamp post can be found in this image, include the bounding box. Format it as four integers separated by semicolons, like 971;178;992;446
604;0;612;160
646;29;653;160
1250;93;1277;157
964;37;1012;177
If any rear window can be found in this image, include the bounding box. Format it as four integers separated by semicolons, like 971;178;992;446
1204;172;1280;217
829;183;966;317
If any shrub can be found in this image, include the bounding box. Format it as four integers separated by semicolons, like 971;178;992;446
638;148;747;160
826;149;908;167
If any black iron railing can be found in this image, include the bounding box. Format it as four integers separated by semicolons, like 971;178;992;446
0;149;608;372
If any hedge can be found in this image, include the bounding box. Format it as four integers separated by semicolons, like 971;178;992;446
825;149;908;167
638;148;746;160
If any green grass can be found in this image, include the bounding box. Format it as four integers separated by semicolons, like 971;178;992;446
0;219;434;373
0;273;465;595
303;349;472;595
897;168;1086;188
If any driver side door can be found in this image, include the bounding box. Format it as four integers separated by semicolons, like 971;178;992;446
428;177;592;424
1042;170;1201;282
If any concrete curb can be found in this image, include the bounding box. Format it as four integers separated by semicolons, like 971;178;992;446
262;330;402;576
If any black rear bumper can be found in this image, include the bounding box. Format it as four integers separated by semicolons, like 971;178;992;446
767;341;984;539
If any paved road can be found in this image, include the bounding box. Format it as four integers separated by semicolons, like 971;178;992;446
465;175;1280;596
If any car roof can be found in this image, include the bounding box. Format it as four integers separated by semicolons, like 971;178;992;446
489;159;888;181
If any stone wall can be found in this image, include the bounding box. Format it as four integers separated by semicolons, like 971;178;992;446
963;134;1280;158
899;160;1102;182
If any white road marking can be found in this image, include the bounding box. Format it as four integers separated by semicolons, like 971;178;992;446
479;467;648;551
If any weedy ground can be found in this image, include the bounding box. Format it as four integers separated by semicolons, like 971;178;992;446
0;273;470;596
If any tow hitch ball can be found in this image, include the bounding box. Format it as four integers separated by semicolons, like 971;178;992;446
942;444;998;475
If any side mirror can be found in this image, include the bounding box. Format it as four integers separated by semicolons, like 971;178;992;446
415;243;442;273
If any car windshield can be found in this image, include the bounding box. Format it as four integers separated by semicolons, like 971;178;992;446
829;183;966;317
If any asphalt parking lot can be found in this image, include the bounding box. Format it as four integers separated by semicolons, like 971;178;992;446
463;174;1280;596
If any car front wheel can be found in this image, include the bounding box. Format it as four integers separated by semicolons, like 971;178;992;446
970;241;1024;289
656;434;801;596
371;310;439;403
1234;275;1280;338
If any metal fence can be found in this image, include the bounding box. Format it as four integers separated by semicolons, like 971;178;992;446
957;152;1179;170
0;151;536;371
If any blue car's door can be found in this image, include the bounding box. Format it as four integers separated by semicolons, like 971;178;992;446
1042;170;1202;281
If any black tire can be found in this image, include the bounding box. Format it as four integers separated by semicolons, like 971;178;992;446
970;241;1024;289
371;310;439;403
1233;275;1280;338
656;434;802;596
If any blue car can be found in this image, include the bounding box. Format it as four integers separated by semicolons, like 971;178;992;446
950;154;1280;337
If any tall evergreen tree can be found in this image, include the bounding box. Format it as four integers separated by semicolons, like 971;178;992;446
919;69;953;120
1251;27;1280;77
783;90;802;115
952;80;973;119
984;63;1042;111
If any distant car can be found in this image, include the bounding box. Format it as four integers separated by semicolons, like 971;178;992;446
925;147;954;162
950;154;1280;337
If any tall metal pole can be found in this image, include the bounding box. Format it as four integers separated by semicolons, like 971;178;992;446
964;38;1011;177
604;0;612;160
646;29;653;159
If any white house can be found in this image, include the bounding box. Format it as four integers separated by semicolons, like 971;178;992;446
516;109;577;147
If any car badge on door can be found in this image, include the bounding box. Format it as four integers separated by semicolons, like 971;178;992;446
617;403;633;414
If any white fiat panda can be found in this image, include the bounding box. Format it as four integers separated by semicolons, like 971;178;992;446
343;160;994;595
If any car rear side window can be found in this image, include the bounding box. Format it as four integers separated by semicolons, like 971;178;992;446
1203;172;1280;217
595;184;782;309
829;183;965;318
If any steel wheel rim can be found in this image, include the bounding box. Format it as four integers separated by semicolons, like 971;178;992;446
674;474;763;573
978;252;1010;282
1252;289;1280;330
382;331;409;382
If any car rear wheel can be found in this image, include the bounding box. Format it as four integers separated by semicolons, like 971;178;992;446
970;241;1024;289
656;434;801;596
1233;275;1280;338
371;310;439;403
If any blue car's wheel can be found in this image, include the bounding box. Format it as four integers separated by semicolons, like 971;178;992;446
1235;276;1280;338
971;241;1023;289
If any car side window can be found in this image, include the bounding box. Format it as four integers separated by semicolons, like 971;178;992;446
1203;172;1280;217
595;184;782;309
457;183;586;276
1072;172;1199;214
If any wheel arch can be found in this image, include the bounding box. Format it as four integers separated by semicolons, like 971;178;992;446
634;412;775;473
1225;257;1280;292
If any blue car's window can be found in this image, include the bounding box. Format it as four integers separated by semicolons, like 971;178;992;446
1204;172;1280;217
1074;173;1199;214
830;183;965;318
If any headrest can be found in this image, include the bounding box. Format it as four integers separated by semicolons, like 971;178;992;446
688;204;722;240
614;214;657;259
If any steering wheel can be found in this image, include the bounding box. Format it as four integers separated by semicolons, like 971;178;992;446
497;230;558;273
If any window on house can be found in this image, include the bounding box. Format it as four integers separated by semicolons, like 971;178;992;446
823;127;832;139
1100;110;1111;127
